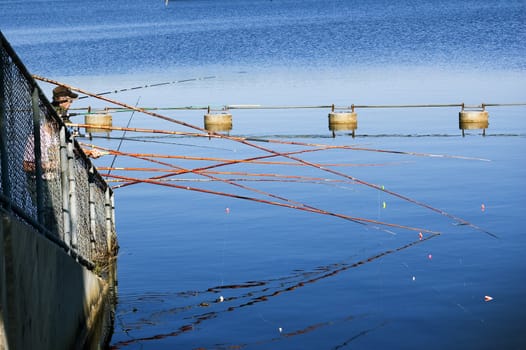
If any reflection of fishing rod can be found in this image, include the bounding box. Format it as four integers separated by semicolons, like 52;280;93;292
75;75;216;100
110;232;438;349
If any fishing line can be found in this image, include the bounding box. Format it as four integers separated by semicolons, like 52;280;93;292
88;134;235;151
108;96;141;175
76;75;216;100
105;172;438;234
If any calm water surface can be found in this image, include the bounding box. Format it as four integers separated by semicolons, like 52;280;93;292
2;0;526;349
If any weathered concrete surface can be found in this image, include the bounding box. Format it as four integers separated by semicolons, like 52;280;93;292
0;212;111;350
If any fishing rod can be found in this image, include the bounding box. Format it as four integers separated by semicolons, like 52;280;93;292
74;75;216;100
87;132;236;152
80;142;385;167
98;166;366;193
240;137;491;162
199;170;363;180
68;123;205;138
97;166;356;183
34;75;496;238
80;141;338;171
104;176;348;187
72;101;526;113
86;143;338;213
100;175;369;197
87;143;431;235
81;142;363;191
70;122;490;162
97;166;348;176
242;140;497;238
86;143;391;232
105;172;439;235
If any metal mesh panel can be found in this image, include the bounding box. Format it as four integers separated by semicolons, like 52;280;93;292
1;42;38;222
92;175;108;253
74;154;92;260
1;32;116;267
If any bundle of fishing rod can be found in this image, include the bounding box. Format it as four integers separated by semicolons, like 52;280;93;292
33;75;501;243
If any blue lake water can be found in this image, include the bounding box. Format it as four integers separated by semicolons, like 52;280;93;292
2;0;526;349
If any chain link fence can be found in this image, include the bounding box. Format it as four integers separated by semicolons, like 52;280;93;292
0;31;116;269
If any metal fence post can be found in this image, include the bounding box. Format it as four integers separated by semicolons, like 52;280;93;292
88;166;97;252
0;51;10;202
60;126;71;247
31;88;44;225
67;137;78;251
104;188;114;253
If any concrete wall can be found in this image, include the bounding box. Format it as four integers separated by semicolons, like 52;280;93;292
0;211;111;350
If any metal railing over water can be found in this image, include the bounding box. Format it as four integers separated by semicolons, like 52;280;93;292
68;102;526;115
0;31;116;269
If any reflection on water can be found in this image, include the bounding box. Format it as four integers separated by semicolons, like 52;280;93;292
104;121;525;349
82;262;118;350
111;234;436;349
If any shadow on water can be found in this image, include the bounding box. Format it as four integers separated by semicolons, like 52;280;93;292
110;234;437;349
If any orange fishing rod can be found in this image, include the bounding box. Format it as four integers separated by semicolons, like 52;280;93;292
82;126;495;238
97;167;351;184
105;172;438;235
83;142;397;199
241;138;491;162
91;145;397;233
68;123;206;138
81;142;395;168
84;144;357;225
70;122;489;162
80;142;350;188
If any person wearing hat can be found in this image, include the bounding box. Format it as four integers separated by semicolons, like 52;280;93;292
50;86;103;158
51;85;78;123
